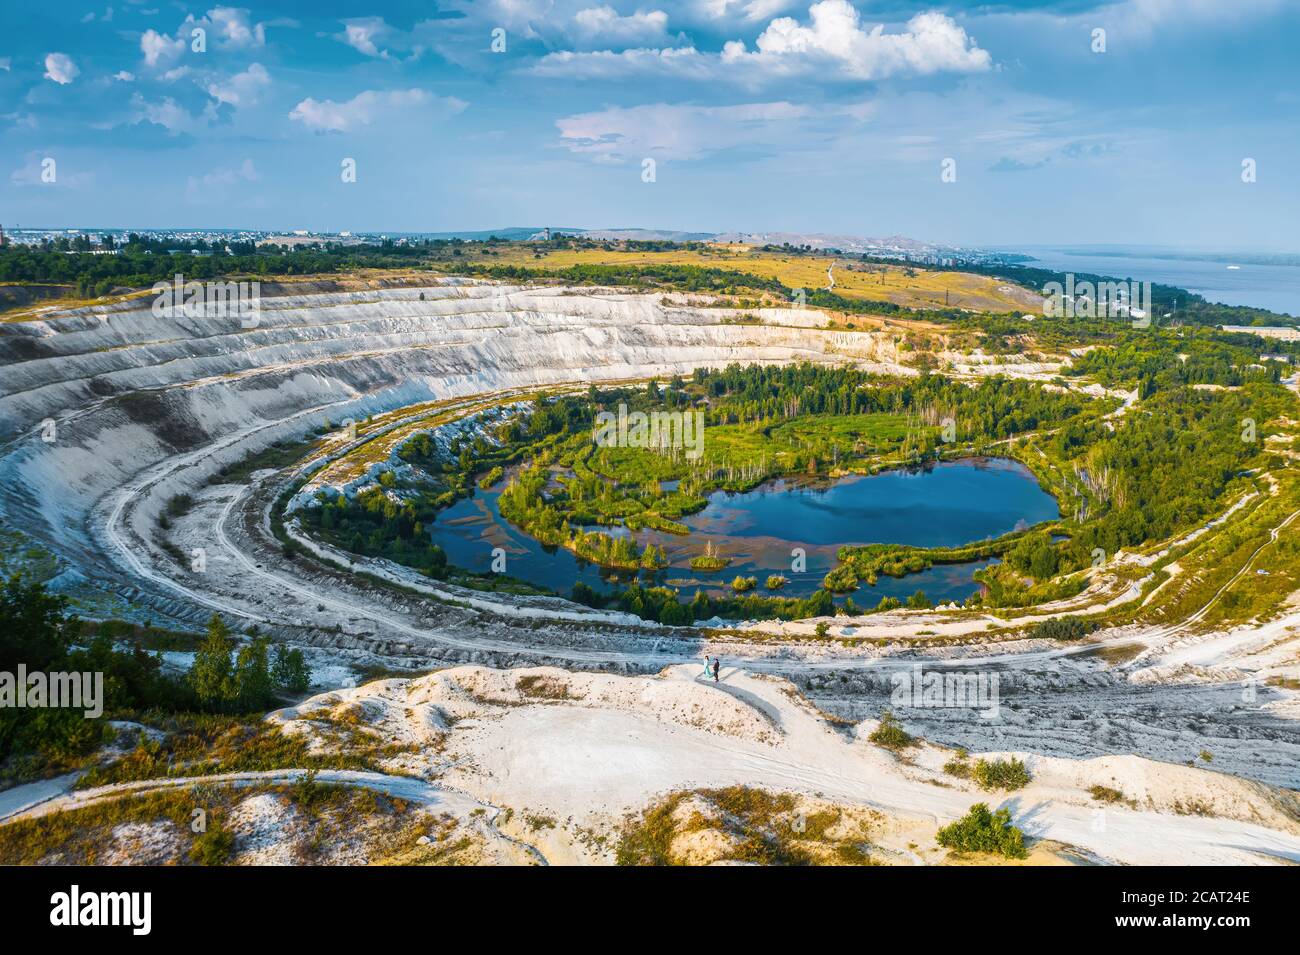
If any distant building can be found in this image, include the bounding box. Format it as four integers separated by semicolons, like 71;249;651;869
1220;325;1300;340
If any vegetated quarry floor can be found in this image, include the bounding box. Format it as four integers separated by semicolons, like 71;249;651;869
1;276;1299;865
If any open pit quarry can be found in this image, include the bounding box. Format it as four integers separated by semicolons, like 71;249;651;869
3;276;1300;864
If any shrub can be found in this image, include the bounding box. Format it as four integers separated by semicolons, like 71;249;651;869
972;757;1031;791
822;565;858;593
906;589;931;609
1027;616;1098;641
943;757;972;779
190;824;236;865
868;709;915;750
936;803;1027;859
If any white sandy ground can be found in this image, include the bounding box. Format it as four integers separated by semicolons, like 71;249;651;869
5;664;1297;865
260;665;1299;864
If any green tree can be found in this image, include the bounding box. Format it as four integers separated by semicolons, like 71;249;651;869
189;615;235;711
273;645;312;694
0;574;76;672
232;637;275;711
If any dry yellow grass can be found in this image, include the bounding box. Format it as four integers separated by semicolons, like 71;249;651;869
480;246;1042;313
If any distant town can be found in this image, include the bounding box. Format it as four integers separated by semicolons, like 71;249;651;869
0;224;1023;269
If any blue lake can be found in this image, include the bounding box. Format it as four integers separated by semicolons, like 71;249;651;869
430;457;1059;607
1009;245;1300;317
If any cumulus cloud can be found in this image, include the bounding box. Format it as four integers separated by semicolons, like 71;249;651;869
199;6;267;48
129;92;217;135
205;62;270;107
43;53;80;85
337;17;394;58
573;6;671;44
726;3;992;80
141;28;185;67
142;7;269;70
533;3;992;83
289;89;466;132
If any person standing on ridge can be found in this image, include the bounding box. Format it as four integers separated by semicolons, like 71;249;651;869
702;655;712;679
711;657;720;683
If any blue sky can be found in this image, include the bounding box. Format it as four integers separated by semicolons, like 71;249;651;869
1;0;1297;247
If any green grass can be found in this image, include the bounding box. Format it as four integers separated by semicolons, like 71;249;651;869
74;714;408;789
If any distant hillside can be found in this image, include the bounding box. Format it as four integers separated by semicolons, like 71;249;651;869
579;228;718;242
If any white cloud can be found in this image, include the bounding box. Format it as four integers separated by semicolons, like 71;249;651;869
1106;0;1284;37
11;152;94;187
573;6;670;44
187;157;258;201
729;3;992;80
289;89;466;132
11;154;50;186
141;29;185;67
532;46;712;80
533;3;992;83
737;0;799;22
205;62;270;107
557;100;814;162
0;58;11;71
697;0;801;22
201;6;267;48
43;53;81;85
337;17;393;58
142;7;269;71
114;70;135;82
480;0;554;35
129;92;217;134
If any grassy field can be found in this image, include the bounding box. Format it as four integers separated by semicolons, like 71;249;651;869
475;246;1043;313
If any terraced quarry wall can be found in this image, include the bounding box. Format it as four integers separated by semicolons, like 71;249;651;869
0;278;910;606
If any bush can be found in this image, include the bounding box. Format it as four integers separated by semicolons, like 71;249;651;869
943;756;972;778
1027;616;1098;641
936;803;1027;859
190;824;236;865
868;709;915;750
972;757;1031;791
